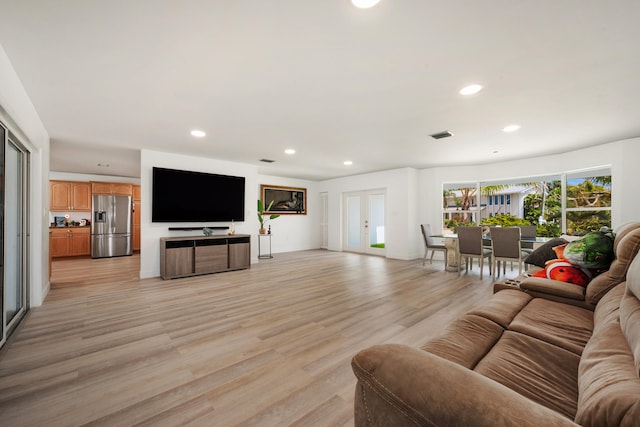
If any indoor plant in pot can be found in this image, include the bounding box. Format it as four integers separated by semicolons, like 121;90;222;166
257;199;280;234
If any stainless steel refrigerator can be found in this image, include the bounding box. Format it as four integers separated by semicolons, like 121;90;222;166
91;194;133;258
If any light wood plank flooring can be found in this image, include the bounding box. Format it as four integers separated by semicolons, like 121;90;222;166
0;250;508;426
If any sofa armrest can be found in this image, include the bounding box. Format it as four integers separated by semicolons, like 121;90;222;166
519;277;586;300
351;344;578;427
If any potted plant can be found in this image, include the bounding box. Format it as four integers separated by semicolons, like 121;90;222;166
257;199;280;234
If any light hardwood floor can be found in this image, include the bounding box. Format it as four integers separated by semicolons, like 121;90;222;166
0;250;507;426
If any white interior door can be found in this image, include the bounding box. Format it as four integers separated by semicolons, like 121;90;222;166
343;190;386;256
320;192;328;249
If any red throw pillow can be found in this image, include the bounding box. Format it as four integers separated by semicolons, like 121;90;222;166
531;259;592;287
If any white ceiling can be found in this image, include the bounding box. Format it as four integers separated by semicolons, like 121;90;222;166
1;1;639;180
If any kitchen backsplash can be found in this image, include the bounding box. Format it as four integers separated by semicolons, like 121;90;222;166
49;211;92;227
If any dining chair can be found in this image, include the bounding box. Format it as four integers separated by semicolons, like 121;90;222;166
420;224;447;266
519;225;537;251
457;226;492;279
490;226;530;279
519;225;537;239
518;225;537;267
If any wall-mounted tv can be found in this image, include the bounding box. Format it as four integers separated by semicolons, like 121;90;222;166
152;167;245;222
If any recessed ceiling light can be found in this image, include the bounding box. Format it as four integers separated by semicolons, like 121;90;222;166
190;130;206;138
459;84;483;95
284;149;296;155
352;0;381;9
502;124;521;133
344;160;353;166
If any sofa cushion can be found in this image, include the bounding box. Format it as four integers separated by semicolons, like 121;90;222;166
520;277;586;301
587;226;640;304
575;283;640;426
509;299;593;355
420;314;504;369
468;289;532;328
475;331;581;419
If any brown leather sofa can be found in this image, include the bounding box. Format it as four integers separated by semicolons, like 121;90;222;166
351;223;640;426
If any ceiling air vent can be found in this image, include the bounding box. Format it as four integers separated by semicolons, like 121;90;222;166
430;131;453;140
260;159;275;163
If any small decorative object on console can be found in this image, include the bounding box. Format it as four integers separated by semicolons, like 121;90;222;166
202;227;213;236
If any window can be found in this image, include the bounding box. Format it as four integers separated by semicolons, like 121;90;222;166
479;176;561;236
442;183;478;233
443;168;612;237
444;171;599;237
565;167;612;234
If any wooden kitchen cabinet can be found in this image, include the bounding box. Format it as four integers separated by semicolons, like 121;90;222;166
50;227;91;257
50;181;91;211
91;182;133;196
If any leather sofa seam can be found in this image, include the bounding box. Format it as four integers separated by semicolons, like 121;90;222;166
352;356;432;426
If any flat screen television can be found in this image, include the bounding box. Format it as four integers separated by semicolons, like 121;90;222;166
152;167;245;222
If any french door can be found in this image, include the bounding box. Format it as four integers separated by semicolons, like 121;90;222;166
1;124;29;348
343;190;386;256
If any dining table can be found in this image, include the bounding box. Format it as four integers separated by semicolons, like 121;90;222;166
430;234;554;272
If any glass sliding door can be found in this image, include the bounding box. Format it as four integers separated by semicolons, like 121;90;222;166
0;124;4;344
1;125;29;348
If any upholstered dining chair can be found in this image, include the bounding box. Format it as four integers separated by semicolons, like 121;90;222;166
519;224;537;239
518;225;537;256
457;226;492;279
490;226;530;280
420;224;447;266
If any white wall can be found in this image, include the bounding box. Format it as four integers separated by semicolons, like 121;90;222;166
257;174;321;253
418;138;640;258
0;43;50;306
318;168;419;260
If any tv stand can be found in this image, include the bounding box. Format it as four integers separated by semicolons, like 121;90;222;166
160;234;250;279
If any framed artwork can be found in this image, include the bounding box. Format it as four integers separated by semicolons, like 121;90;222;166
261;184;307;214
